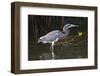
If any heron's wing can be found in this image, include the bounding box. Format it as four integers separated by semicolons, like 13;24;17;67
45;30;62;41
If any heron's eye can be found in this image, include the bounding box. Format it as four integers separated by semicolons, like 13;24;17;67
67;24;70;26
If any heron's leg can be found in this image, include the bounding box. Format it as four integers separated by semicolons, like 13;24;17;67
50;42;53;52
51;41;55;60
50;38;58;50
51;38;58;59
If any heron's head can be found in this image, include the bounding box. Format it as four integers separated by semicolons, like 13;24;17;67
63;24;79;33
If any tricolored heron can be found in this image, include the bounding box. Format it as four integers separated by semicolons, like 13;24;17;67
38;24;78;59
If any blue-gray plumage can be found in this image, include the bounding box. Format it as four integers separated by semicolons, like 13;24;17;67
38;24;78;59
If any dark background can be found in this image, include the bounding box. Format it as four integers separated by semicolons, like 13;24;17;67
28;15;88;60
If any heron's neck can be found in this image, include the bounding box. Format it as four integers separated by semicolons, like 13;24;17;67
63;30;70;36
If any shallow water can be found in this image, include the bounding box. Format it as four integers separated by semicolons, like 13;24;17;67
28;39;87;60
